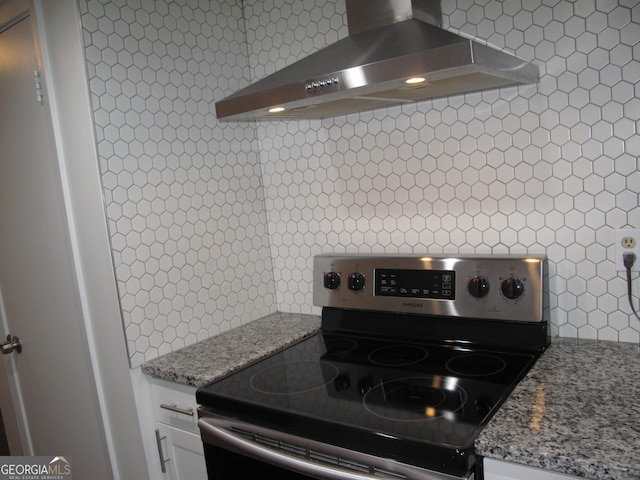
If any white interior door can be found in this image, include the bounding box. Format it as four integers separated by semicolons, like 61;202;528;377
0;7;112;478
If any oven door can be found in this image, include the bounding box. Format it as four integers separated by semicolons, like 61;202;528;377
198;414;471;480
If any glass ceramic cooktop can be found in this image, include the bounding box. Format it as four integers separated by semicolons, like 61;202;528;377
197;331;535;449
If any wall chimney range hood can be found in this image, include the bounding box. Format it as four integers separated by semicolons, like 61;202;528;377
216;0;540;121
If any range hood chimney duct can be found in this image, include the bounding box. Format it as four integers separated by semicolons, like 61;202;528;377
345;0;442;34
216;0;539;121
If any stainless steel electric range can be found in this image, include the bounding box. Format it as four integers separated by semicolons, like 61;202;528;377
197;254;550;480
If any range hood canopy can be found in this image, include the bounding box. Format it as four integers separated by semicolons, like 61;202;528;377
216;0;540;121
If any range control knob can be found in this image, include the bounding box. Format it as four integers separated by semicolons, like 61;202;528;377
358;377;374;396
323;271;341;290
468;276;490;298
347;272;365;291
333;374;350;392
501;277;524;299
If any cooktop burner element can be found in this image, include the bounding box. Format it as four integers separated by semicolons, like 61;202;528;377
368;344;429;366
363;376;467;422
446;354;507;377
306;337;358;356
197;254;550;480
249;360;340;395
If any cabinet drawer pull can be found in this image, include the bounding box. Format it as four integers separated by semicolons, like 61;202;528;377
160;403;194;417
155;428;170;473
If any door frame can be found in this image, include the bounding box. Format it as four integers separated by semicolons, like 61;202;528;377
0;0;149;478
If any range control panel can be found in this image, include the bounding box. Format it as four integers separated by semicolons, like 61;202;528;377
313;254;548;323
375;269;455;299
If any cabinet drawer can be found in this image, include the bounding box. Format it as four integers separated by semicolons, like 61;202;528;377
483;458;583;480
150;378;199;434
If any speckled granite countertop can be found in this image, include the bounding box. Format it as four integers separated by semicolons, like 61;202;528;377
141;312;321;387
476;337;640;480
143;317;639;479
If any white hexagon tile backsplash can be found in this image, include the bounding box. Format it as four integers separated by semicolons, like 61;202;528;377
80;0;640;366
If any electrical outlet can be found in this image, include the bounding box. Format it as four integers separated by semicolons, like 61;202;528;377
621;236;636;248
615;228;640;271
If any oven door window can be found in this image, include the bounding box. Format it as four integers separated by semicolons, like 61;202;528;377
204;443;316;479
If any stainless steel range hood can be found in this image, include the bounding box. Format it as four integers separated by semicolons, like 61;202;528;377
216;0;539;121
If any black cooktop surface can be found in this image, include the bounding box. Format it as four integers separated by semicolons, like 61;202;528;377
197;330;535;475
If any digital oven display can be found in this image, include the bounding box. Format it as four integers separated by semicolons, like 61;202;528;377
375;269;455;300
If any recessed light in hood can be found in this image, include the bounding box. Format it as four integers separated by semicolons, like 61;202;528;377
216;0;540;121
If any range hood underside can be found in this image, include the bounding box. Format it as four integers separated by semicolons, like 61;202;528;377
216;20;539;121
218;69;527;120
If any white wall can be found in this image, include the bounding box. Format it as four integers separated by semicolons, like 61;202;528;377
250;0;640;341
79;0;640;367
79;0;277;367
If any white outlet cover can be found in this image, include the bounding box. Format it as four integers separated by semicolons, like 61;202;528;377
615;228;640;271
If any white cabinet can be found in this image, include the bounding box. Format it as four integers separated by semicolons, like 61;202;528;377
483;458;583;480
155;423;207;480
149;378;207;480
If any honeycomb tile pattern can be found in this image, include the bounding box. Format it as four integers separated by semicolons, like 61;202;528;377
80;0;640;366
80;0;277;367
249;0;640;341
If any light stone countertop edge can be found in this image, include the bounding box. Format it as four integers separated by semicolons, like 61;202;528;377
141;312;321;388
142;318;640;480
475;337;640;480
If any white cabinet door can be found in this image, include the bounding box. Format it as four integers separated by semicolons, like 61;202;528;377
483;458;583;480
156;423;207;480
149;378;207;479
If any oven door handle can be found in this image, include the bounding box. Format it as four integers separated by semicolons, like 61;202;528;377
199;417;462;480
199;417;379;479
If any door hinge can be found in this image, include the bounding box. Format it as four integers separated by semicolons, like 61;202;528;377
33;70;43;103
